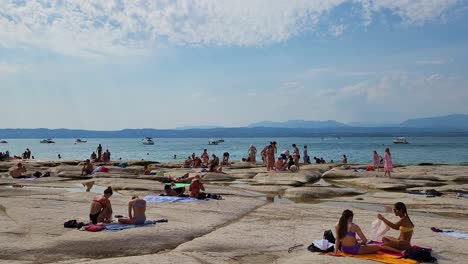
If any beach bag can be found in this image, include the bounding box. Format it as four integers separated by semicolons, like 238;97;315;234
64;219;78;228
365;166;374;171
307;239;334;253
370;219;390;242
403;248;437;262
100;167;109;172
84;224;105;232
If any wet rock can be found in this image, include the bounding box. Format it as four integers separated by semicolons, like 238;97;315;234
283;186;364;199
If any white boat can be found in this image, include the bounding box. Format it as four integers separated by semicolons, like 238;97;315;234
142;137;155;145
0;139;7;143
208;139;224;145
75;139;87;143
393;137;409;144
40;138;55;143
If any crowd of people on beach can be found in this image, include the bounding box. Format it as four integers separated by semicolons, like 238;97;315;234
181;149;226;172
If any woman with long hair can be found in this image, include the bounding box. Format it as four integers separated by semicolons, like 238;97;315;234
372;150;381;171
377;202;414;254
384;148;393;177
334;210;381;255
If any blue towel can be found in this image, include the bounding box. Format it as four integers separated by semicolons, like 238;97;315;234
104;219;168;232
144;195;199;203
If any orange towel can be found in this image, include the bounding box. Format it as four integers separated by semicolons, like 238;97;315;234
328;252;418;264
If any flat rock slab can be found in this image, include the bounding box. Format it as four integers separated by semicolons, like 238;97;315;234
253;170;321;186
202;172;236;182
335;177;444;190
283;186;364;200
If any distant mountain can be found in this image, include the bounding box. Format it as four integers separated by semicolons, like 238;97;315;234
347;122;398;127
0;126;467;139
248;120;348;128
400;114;468;128
175;125;224;130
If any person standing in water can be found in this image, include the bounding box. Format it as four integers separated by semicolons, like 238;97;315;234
96;144;103;162
384;148;393;177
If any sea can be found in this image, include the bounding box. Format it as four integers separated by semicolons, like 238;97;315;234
1;137;468;165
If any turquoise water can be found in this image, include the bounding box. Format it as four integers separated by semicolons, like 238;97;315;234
1;137;468;164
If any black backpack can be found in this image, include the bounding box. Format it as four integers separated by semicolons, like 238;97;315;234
64;219;78;228
307;230;336;253
404;248;437;263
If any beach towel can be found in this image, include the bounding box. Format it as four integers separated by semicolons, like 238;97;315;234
143;195;198;203
329;251;417;264
164;183;191;188
431;227;468;239
104;219;168;232
354;169;367;172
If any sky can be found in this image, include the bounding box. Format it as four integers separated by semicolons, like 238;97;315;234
1;0;468;130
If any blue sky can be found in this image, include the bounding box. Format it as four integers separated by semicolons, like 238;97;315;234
1;0;467;130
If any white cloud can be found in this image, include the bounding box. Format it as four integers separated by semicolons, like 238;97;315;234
303;67;332;78
0;0;462;57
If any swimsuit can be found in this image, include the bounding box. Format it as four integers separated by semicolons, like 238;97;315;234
132;202;146;224
400;226;414;233
341;231;360;254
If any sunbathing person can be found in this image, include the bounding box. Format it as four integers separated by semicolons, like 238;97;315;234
221;152;230;166
189;176;205;199
9;163;28;178
163;184;187;197
183;156;192;168
377;202;414;254
192;157;202;168
89;186;113;224
275;156;286;171
201;149;209;167
118;195;146;225
335;209;381;255
209;154;220;172
81;159;94;176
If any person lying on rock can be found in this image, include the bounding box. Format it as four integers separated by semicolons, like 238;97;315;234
89;186;113;224
9;163;28;178
81;159;94;176
377;202;414;254
163;184;187;197
118;195;146;225
335;209;381;255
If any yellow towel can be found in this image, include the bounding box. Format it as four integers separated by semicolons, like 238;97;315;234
328;252;418;264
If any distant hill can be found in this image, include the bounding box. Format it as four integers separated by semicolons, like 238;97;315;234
0;126;467;138
248;120;348;128
347;122;398;127
400;114;468;128
175;125;224;130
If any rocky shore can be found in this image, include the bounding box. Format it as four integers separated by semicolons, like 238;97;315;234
1;160;467;264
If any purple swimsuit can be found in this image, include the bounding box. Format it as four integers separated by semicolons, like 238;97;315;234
341;231;360;254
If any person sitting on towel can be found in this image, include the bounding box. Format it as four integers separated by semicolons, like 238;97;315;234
89;186;113;224
164;184;187;197
189;176;205;199
335;209;381;255
118;195;146;225
377;202;414;254
9;163;28;178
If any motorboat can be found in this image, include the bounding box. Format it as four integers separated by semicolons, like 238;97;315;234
142;137;155;145
75;139;87;143
40;138;55;143
208;139;224;145
0;139;7;143
393;137;409;144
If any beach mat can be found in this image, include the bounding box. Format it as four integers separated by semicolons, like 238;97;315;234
144;195;198;203
328;252;417;264
104;219;168;232
163;183;190;188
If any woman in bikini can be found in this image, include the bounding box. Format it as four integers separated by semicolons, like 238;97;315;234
89;186;113;224
377;202;414;254
118;195;146;225
335;209;381;255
